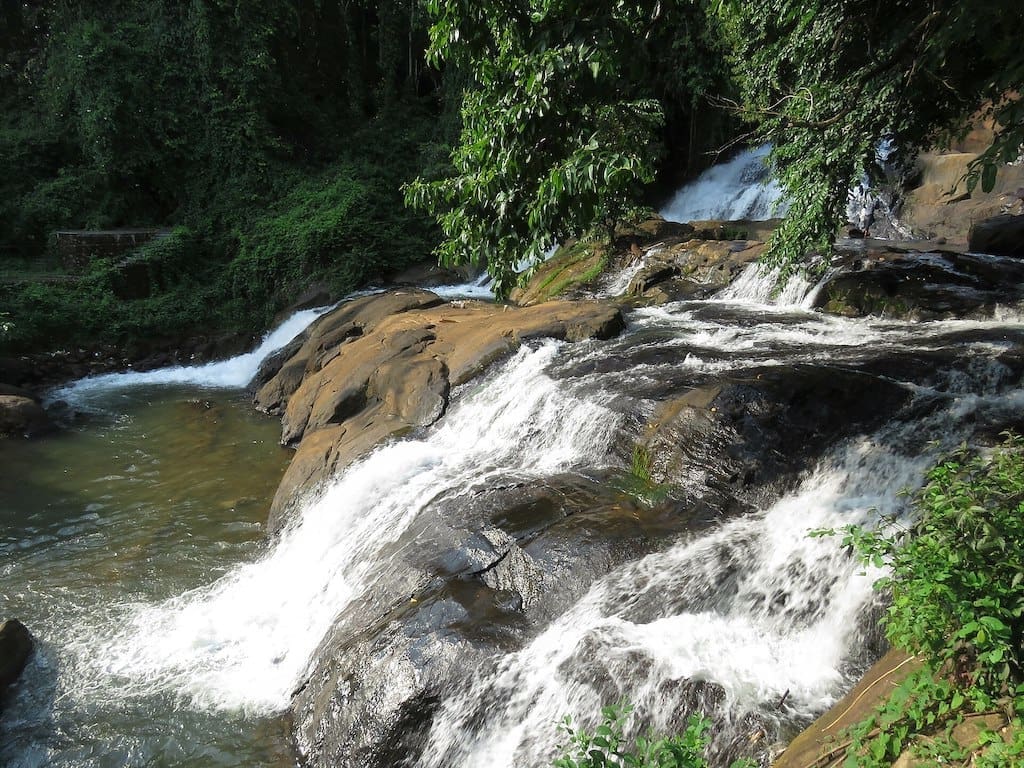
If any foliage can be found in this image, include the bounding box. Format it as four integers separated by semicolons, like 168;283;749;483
0;1;446;354
815;434;1024;765
553;704;753;768
406;0;733;297
715;1;1024;272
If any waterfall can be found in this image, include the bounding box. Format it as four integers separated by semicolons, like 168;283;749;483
661;145;789;223
71;342;621;714
715;263;830;309
51;306;330;407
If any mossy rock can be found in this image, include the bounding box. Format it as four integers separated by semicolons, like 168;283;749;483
511;241;608;306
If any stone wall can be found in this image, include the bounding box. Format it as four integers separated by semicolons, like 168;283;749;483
54;229;170;272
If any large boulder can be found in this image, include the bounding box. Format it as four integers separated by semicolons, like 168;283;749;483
258;290;625;531
0;618;33;708
968;214;1024;257
899;152;1024;244
814;246;1024;319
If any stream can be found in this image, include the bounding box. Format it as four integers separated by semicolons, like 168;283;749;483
2;174;1023;765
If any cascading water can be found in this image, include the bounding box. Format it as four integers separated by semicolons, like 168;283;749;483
714;262;830;308
61;343;622;714
413;369;1024;768
50;305;330;409
6;146;1024;768
660;145;789;223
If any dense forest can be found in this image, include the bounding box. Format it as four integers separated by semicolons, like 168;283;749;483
1;0;1021;353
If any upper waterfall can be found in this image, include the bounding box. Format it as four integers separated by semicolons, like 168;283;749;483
661;145;788;223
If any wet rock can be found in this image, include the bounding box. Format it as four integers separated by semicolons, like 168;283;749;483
968;214;1024;257
626;239;765;300
815;247;1024;319
260;290;625;531
0;394;56;437
0;618;33;706
643;365;913;509
289;477;672;768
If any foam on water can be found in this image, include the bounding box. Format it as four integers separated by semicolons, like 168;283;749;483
414;378;1023;767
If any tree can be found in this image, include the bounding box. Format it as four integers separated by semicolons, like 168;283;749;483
405;0;731;297
714;0;1024;272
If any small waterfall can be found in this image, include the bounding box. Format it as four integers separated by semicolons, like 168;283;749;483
661;146;789;224
430;272;496;300
74;342;621;714
52;306;329;407
715;263;828;309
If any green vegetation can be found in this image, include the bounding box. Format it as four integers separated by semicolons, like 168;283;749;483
0;1;448;354
816;434;1024;766
405;0;732;296
714;0;1024;273
630;444;653;484
4;2;1022;351
554;704;753;768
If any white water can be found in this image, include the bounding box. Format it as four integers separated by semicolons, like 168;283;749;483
715;262;828;308
429;272;496;300
69;343;621;714
661;145;789;223
414;363;1022;768
52;306;330;407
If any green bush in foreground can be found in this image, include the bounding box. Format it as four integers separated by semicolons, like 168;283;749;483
818;434;1024;766
554;704;753;768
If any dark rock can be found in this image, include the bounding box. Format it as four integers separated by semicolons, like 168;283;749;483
815;247;1024;319
968;214;1024;256
0;395;56;437
0;618;33;705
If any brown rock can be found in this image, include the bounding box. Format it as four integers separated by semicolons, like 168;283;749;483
772;650;921;768
262;291;625;530
0;394;55;437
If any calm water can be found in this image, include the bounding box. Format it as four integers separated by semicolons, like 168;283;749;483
0;386;296;767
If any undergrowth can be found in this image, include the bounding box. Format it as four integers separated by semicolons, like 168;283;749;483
554;704;754;768
815;434;1024;766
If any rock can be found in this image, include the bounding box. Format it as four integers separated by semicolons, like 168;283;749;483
260;290;625;531
900;152;1024;244
387;260;480;287
0;394;56;437
511;240;609;306
0;618;33;705
815;246;1024;319
626;238;765;299
968;214;1024;256
641;365;913;515
772;650;921;768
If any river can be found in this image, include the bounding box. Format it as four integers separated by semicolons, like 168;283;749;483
2;174;1023;767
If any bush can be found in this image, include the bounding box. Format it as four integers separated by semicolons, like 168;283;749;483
817;434;1024;766
554;704;753;768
